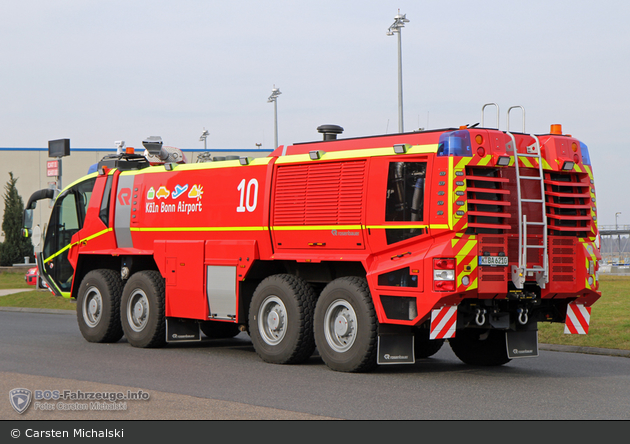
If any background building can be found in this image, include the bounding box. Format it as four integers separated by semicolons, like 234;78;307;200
0;146;273;246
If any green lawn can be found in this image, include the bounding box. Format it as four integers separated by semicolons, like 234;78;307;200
1;271;628;350
0;270;75;310
0;270;32;289
538;275;630;350
0;289;76;310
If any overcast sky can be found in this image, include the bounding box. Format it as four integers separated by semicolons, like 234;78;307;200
1;0;629;225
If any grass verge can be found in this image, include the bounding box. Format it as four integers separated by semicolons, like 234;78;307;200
538;275;630;350
0;271;32;290
0;289;75;310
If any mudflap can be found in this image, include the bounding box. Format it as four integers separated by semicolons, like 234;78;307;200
506;329;539;359
377;333;415;365
166;318;201;343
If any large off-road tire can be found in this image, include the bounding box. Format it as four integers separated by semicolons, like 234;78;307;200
448;328;511;366
120;270;166;348
200;321;241;339
248;274;316;365
314;277;378;373
414;328;444;359
76;269;124;343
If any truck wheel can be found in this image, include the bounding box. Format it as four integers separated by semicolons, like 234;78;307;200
77;269;124;343
314;277;378;373
448;328;511;366
414;329;444;359
200;321;241;339
248;274;316;364
120;270;166;348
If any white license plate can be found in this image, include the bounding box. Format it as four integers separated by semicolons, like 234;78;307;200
478;256;509;266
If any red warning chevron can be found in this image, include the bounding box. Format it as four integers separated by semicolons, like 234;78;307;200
430;305;458;339
564;302;591;335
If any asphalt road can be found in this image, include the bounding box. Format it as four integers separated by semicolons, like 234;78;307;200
1;309;629;420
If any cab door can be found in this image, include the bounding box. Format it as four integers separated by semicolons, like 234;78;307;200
365;156;433;308
365;155;432;252
41;178;95;296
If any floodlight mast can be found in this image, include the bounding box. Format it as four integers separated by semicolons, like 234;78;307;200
616;212;622;259
387;10;409;133
199;128;209;150
268;85;282;149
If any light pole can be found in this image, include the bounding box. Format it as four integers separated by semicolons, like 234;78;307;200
616;212;622;259
199;128;209;150
268;85;282;148
387;10;409;133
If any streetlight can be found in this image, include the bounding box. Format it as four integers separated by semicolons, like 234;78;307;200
199;128;209;150
616;212;622;258
268;85;282;149
387;10;409;133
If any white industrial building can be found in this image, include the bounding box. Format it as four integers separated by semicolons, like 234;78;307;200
0;145;273;245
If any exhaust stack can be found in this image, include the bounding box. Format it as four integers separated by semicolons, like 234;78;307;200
317;124;344;141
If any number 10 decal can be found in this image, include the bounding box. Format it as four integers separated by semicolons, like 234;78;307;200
237;178;259;213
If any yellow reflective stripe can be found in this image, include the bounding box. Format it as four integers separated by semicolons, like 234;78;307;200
274;144;439;165
583;164;594;181
448;156;454;230
130;226;267;232
477;156;492;167
455;158;469;170
132;224;444;232
458;240;476;258
43;243;71;264
62;173;99;193
83;228;113;242
43;228;113;264
542;158;552;170
119;158;273;176
273;225;362;231
430;224;449;230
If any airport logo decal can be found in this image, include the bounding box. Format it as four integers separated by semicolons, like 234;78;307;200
146;184;203;215
172;184;188;199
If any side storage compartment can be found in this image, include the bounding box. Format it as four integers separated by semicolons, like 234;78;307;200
154;240;207;319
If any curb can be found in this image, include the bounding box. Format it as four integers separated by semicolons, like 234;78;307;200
538;343;630;358
0;306;74;315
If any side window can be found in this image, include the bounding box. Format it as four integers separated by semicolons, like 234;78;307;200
99;176;113;226
385;162;427;244
74;177;95;227
43;192;76;259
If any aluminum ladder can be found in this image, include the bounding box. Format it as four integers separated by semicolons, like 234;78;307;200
506;106;549;289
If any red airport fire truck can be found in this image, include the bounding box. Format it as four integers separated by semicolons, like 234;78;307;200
23;105;601;372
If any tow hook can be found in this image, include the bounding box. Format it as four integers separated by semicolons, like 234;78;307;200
475;308;487;326
517;308;529;325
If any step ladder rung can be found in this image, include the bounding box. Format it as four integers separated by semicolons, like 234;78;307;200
525;221;545;226
520;176;543;180
516;153;540;158
521;199;545;203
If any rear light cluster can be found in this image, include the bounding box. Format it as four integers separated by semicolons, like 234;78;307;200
433;258;455;292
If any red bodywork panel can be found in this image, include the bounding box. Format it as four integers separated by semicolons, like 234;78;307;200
67;127;601;325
